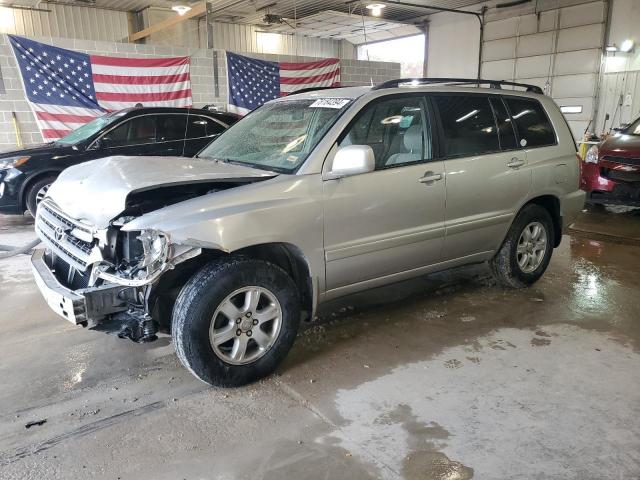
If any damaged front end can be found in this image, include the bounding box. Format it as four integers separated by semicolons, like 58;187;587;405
30;155;279;343
32;197;203;343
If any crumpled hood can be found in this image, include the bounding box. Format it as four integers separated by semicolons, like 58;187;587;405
46;155;276;228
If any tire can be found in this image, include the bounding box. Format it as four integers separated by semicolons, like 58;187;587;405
490;204;555;288
172;256;301;387
26;175;57;217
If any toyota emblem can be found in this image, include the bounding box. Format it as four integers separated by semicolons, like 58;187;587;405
54;226;66;242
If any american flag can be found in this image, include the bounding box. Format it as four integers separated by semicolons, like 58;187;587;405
226;51;340;115
9;35;192;141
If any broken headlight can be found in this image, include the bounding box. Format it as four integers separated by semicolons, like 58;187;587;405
95;229;171;287
135;230;169;277
118;229;170;281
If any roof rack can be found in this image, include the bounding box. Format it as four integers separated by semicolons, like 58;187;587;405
372;78;544;95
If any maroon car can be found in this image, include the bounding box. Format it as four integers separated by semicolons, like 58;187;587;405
581;119;640;205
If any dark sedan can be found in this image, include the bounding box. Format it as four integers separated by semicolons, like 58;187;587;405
0;106;238;216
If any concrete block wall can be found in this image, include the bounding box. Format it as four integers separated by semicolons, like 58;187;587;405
0;34;399;151
340;59;401;86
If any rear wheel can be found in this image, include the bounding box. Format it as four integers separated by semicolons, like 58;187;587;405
26;175;56;217
490;204;554;288
172;257;301;387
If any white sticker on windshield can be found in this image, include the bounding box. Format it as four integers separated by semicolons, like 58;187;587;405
309;98;350;109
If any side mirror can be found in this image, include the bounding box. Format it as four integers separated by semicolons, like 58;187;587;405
327;145;375;179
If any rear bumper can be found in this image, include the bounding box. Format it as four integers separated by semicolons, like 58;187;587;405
560;189;586;231
30;249;134;326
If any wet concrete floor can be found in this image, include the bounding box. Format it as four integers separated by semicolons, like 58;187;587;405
0;208;639;480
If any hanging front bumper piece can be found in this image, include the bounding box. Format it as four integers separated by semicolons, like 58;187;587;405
30;249;137;326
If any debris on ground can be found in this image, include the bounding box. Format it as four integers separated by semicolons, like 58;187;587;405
80;409;100;417
25;419;47;429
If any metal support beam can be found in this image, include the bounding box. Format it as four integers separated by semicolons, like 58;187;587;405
129;2;207;42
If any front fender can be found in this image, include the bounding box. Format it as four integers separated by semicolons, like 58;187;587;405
122;174;326;291
17;169;63;208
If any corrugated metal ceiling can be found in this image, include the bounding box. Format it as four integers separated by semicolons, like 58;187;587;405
5;0;486;18
3;0;486;40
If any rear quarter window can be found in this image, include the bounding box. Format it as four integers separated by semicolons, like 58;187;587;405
503;97;556;148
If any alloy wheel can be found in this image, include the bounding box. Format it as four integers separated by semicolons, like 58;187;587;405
209;286;283;365
516;221;548;273
35;183;51;205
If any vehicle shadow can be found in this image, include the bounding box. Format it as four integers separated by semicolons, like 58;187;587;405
279;263;500;375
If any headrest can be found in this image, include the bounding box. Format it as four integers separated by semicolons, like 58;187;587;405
403;124;422;152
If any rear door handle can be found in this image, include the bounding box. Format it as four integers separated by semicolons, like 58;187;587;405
418;172;443;184
507;157;525;169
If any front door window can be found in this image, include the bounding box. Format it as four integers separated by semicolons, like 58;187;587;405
101;116;156;148
338;96;431;169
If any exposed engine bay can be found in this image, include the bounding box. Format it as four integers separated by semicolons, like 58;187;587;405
120;180;249;217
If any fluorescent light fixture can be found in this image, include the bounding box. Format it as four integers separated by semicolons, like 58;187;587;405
560;105;583;114
172;5;192;15
366;3;385;16
381;115;403;125
0;6;14;30
620;39;634;52
455;109;479;123
605;45;618;52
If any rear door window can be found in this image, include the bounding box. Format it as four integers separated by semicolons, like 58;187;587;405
490;97;518;150
186;116;225;138
157;115;187;142
433;95;499;157
503;97;556;148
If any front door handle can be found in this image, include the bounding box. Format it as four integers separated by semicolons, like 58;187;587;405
507;157;525;169
418;172;443;184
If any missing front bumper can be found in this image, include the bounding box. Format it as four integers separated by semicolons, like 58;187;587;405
31;249;137;326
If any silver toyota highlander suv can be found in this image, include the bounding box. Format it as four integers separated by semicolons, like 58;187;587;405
31;78;585;386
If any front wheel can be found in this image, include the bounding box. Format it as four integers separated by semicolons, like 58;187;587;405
172;257;301;387
490;204;554;288
26;176;57;217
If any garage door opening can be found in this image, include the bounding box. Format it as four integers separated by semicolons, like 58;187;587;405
357;34;425;77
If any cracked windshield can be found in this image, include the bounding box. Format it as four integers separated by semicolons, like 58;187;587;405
198;98;350;173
